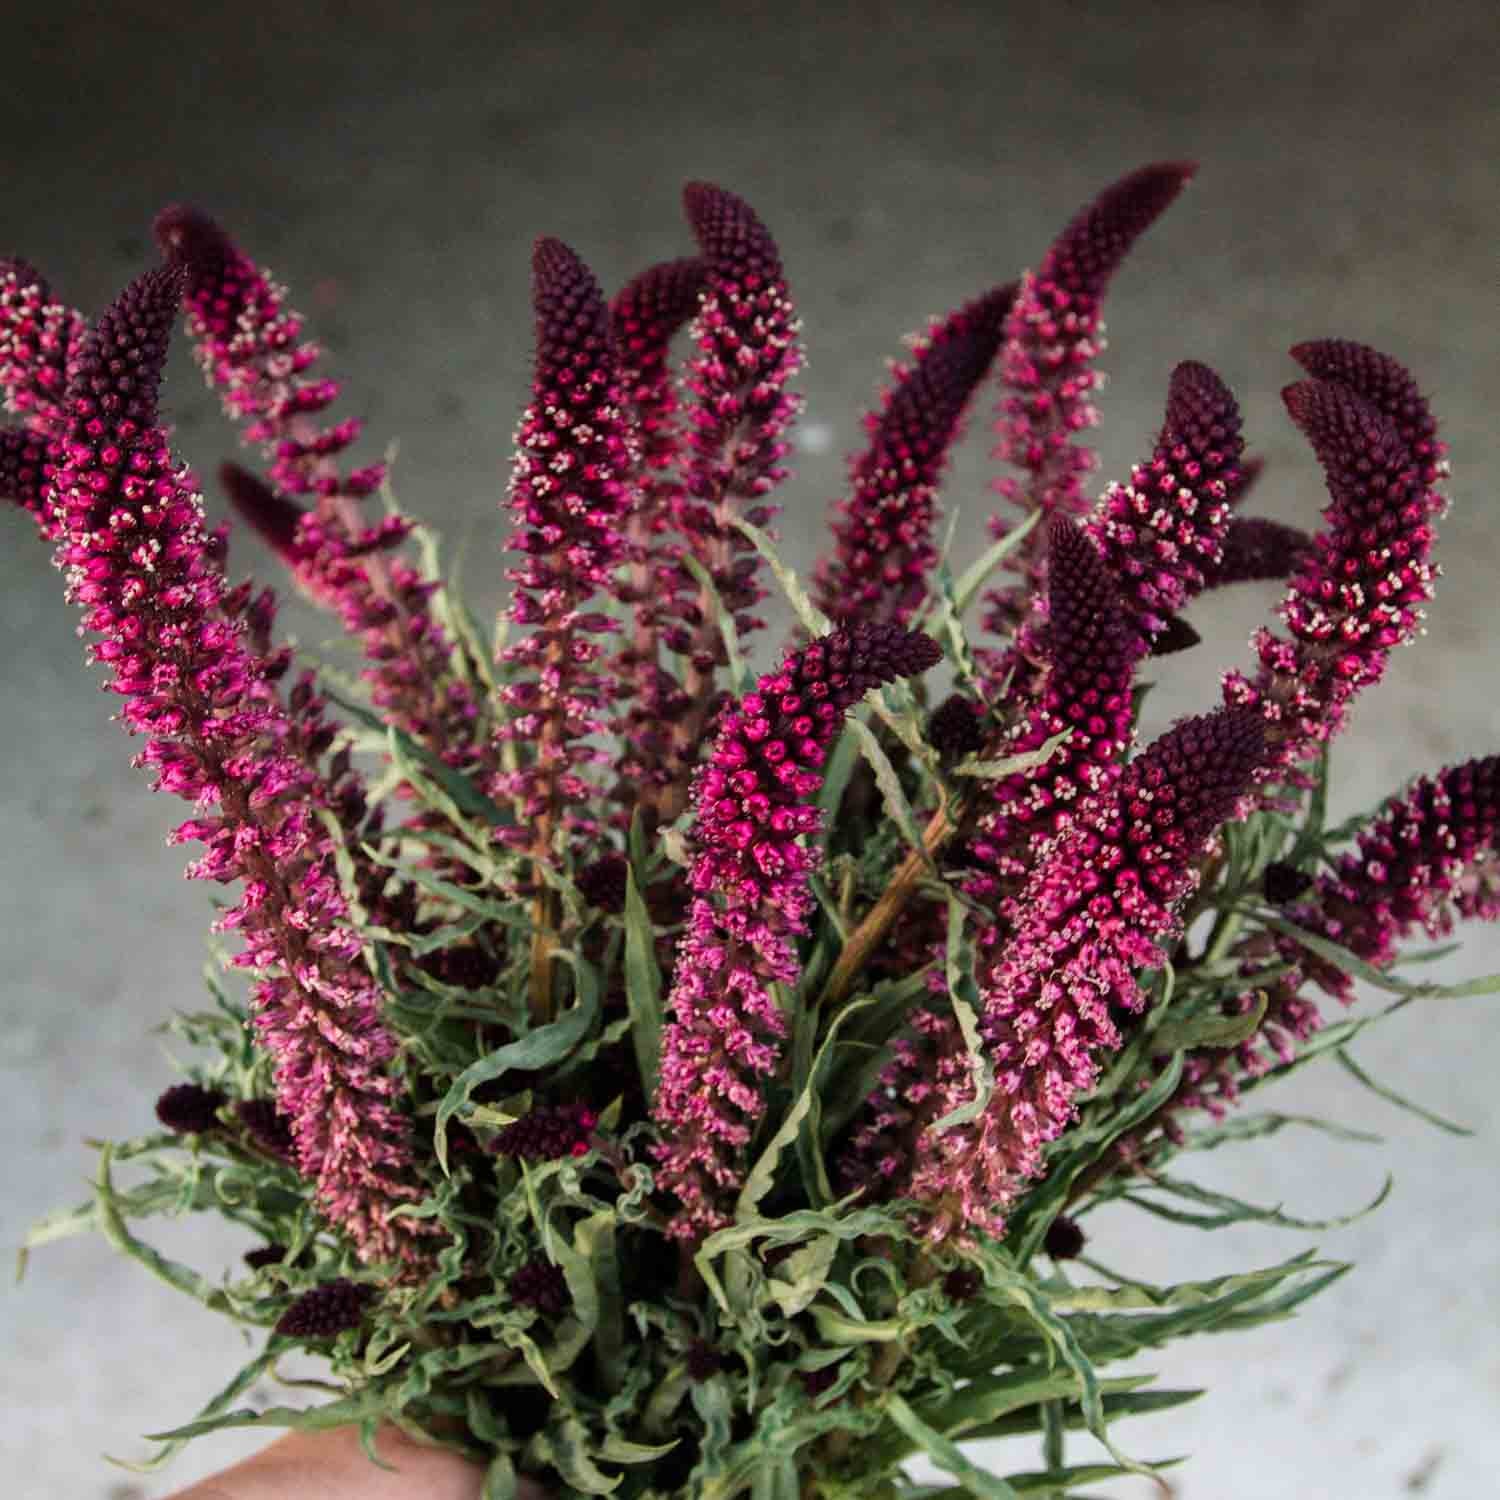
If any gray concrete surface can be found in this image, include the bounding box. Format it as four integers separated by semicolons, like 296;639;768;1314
2;1;1497;1494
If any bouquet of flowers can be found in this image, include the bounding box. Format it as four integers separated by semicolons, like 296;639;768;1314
7;161;1496;1499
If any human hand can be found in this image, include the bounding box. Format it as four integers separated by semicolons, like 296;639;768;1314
163;1424;544;1499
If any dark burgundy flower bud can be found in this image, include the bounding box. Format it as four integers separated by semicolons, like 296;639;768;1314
1043;1215;1087;1261
686;1339;723;1381
928;693;985;758
576;854;630;914
942;1266;984;1301
492;1102;598;1162
508;1257;569;1316
154;1083;227;1134
235;1098;297;1162
274;1278;374;1338
1263;861;1314;906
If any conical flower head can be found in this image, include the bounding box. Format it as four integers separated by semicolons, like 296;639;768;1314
1290;338;1445;490
494;238;641;842
155;204;382;498
1225;364;1438;781
983;163;1196;649
905;706;1263;1242
1086;359;1245;639
657;184;804;771
815;285;1012;625
653;623;940;1241
971;519;1145;879
274;1278;375;1339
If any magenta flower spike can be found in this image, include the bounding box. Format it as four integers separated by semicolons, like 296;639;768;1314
155;208;482;767
1223;362;1441;786
1171;755;1500;1127
1290;338;1448;493
981;162;1196;648
1083;360;1245;641
652;621;942;1241
0;257;87;535
49;268;429;1266
965;519;1146;893
813;285;1013;626
904;707;1264;1242
153;206;384;499
656;184;805;816
493;238;640;853
608;256;707;810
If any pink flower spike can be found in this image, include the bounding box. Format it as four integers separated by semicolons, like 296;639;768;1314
52;268;432;1267
0;257;87;527
814;284;1013;627
967;518;1146;889
608;256;707;814
982;162;1197;650
493;238;640;852
1167;755;1500;1127
1085;359;1245;640
904;705;1263;1244
654;184;805;818
1223;363;1439;787
652;622;942;1242
158;208;482;767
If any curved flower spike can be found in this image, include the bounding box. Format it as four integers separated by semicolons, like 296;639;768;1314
966;518;1146;893
1167;754;1500;1129
51;269;430;1266
158;207;482;767
0;257;87;535
1290;338;1447;492
653;621;942;1241
493;238;640;851
608;256;707;812
982;162;1197;647
1224;367;1440;786
656;184;805;816
814;284;1014;626
1085;359;1245;640
905;706;1264;1242
154;206;383;499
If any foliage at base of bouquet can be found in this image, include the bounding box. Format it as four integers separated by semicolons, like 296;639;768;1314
7;161;1499;1500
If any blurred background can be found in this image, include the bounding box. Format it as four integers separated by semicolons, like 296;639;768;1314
2;1;1496;1494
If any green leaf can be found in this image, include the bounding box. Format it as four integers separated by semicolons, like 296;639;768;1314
623;864;664;1101
1174;1111;1382;1153
111;1347;279;1472
735;518;832;637
93;1146;256;1320
848;717;928;861
952;729;1071;781
736;995;875;1222
1152;991;1269;1053
883;1393;1022;1500
930;893;993;1133
816;724;864;837
433;989;599;1173
1117;1170;1393;1231
325;686;507;828
682;554;753;695
1257;910;1500;1000
949;509;1041;620
1335;1048;1474;1136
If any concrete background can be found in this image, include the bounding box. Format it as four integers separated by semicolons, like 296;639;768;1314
2;1;1497;1494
